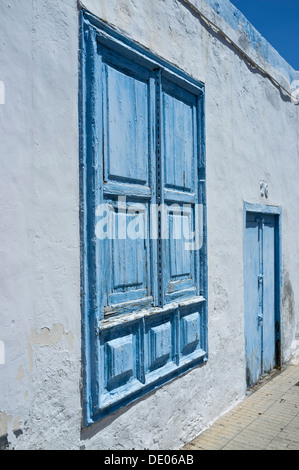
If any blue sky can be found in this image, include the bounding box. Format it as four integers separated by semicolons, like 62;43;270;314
229;0;299;70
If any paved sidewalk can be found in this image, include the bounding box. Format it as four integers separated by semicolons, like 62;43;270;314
182;364;299;450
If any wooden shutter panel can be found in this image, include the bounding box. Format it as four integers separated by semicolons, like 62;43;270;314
99;47;155;316
161;78;200;304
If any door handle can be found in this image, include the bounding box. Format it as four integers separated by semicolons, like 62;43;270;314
258;314;263;326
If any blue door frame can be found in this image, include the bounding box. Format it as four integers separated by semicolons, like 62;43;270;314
244;203;282;389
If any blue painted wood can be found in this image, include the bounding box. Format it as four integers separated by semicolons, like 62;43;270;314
244;210;279;388
106;334;134;390
103;181;152;199
169;212;192;279
99;321;141;410
103;58;149;185
181;311;200;356
109;203;148;304
100;51;154;315
244;203;281;216
155;68;164;308
149;322;172;370
244;216;262;387
96;301;207;417
162;79;199;304
81;11;208;426
81;19;104;421
163;87;195;192
179;303;206;367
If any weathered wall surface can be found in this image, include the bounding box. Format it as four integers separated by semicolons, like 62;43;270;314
0;0;298;450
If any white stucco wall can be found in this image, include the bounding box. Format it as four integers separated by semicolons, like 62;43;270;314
0;0;298;450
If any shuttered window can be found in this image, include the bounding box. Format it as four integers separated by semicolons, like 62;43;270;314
81;12;208;424
100;47;155;317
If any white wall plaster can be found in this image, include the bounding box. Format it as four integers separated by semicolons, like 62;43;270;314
0;0;298;450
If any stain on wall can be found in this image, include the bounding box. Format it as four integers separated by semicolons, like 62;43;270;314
28;324;74;371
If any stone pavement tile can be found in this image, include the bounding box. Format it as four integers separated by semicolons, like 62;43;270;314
181;364;299;451
193;434;229;446
264;413;297;427
187;438;223;450
216;414;244;424
231;429;273;448
283;391;299;402
280;419;299;434
253;424;281;439
221;440;258;450
195;432;230;443
209;423;242;437
262;405;296;422
283;395;299;405
222;413;256;427
239;421;279;439
284;419;299;431
182;444;202;451
244;399;276;412
279;430;299;443
286;415;299;426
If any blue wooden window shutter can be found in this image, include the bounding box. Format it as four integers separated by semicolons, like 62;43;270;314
81;11;208;425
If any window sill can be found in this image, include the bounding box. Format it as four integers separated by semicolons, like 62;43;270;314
100;295;206;330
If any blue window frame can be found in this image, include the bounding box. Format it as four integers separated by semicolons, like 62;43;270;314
80;11;208;425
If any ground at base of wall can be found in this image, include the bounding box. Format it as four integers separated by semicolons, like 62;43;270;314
182;363;299;450
246;366;284;396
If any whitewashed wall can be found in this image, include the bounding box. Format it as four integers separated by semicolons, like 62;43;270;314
0;0;298;450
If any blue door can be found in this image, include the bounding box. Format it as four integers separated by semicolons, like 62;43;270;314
244;212;277;388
